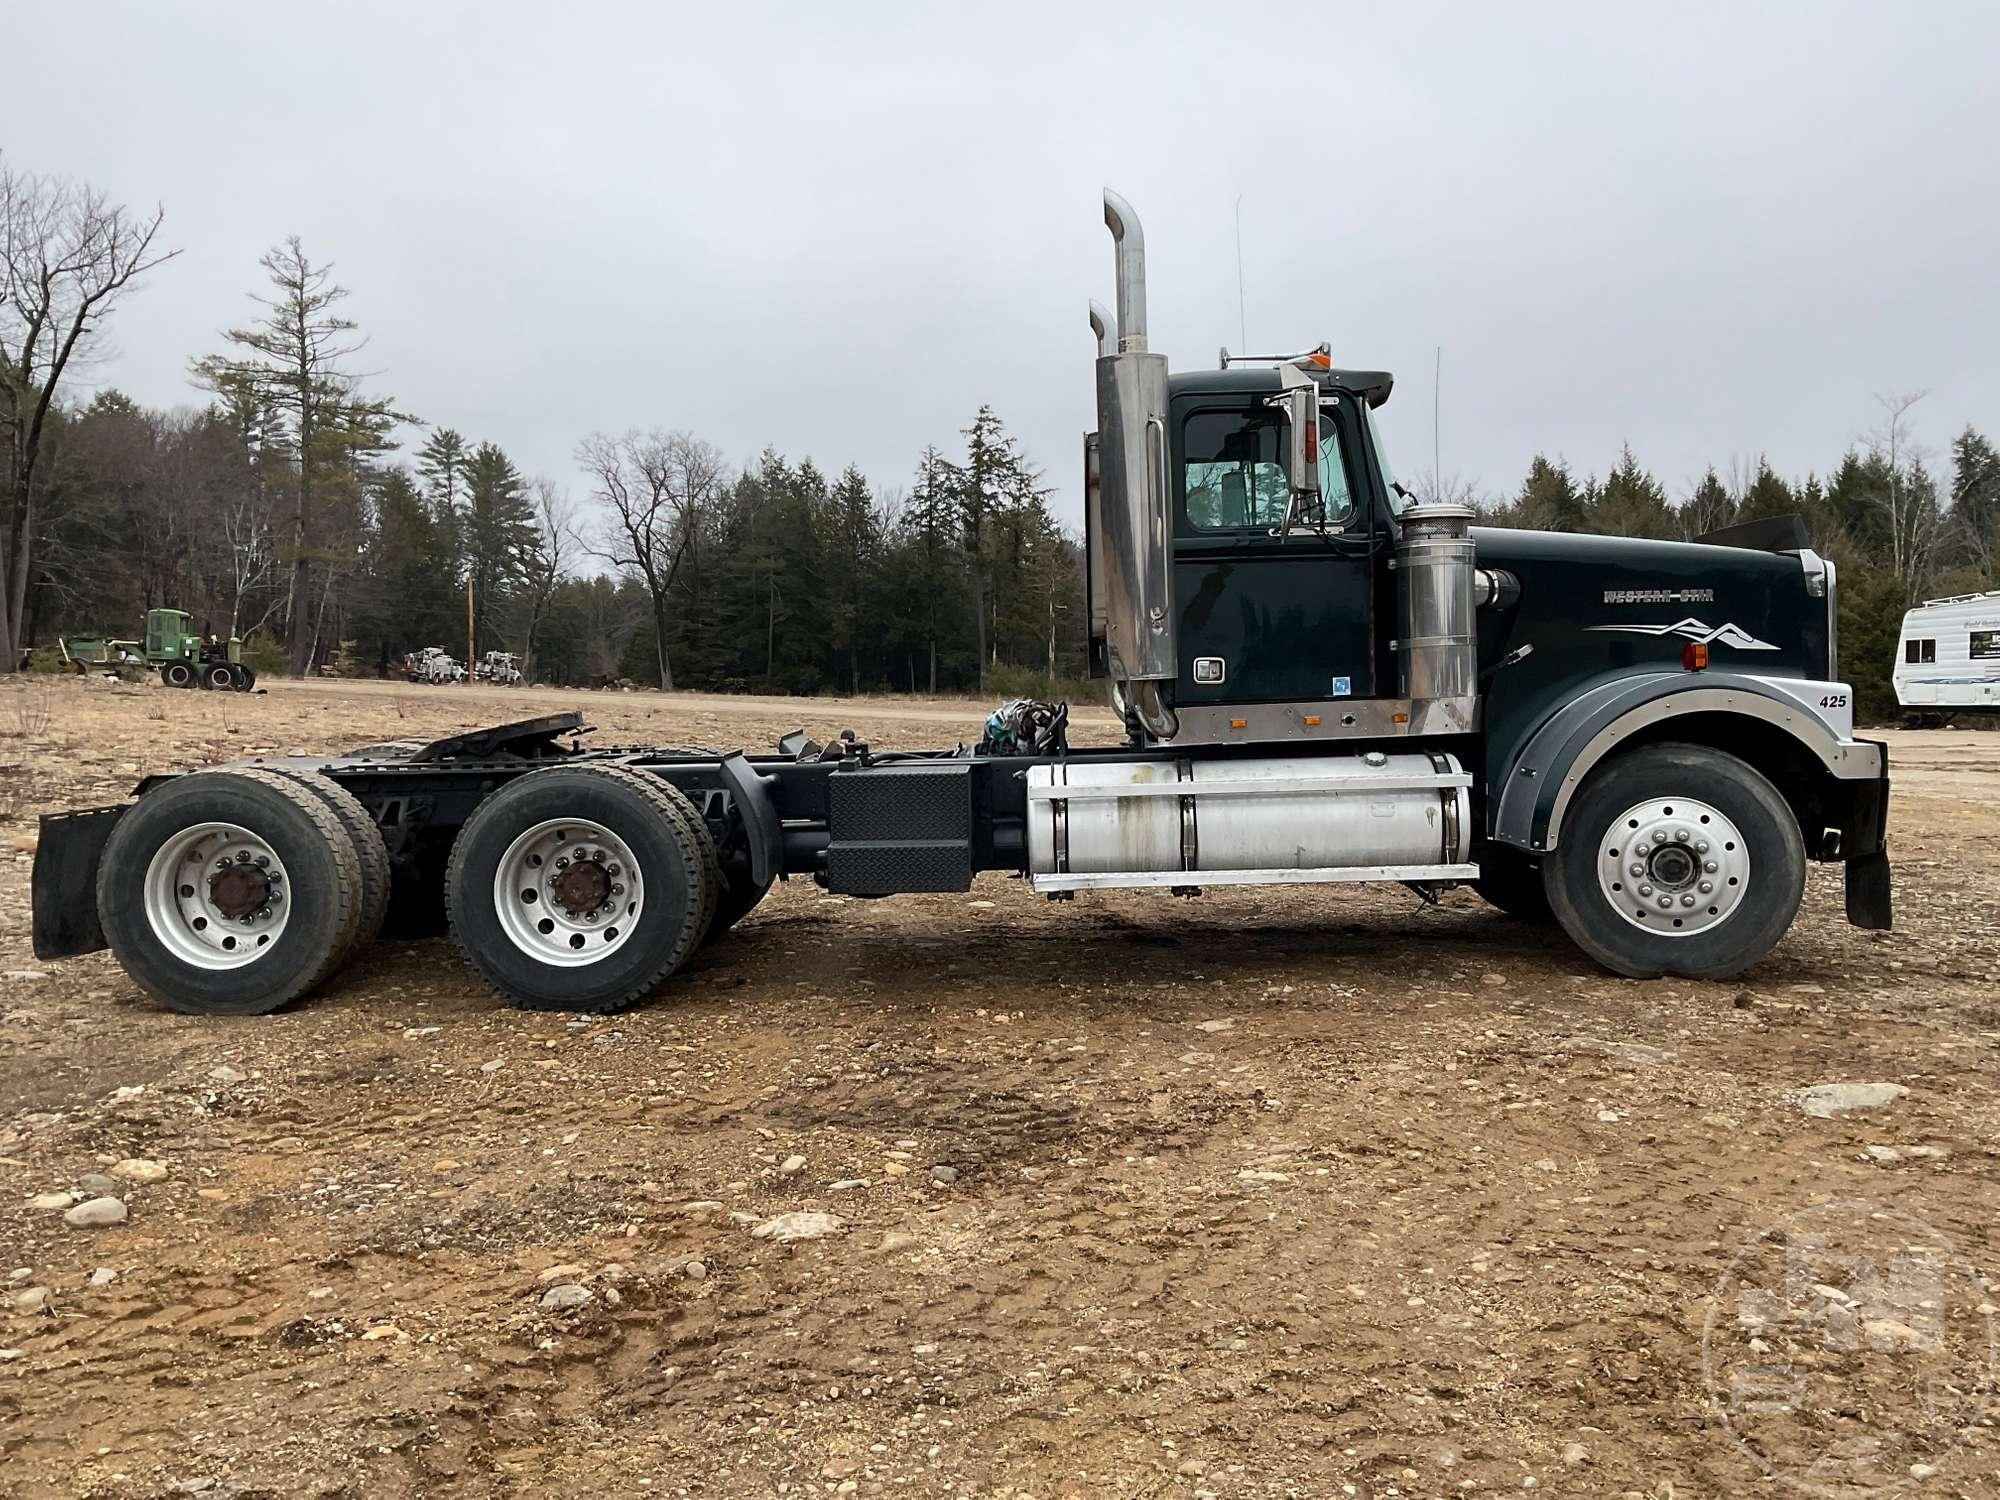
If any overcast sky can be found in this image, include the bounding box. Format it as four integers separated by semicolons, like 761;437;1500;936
12;2;1999;525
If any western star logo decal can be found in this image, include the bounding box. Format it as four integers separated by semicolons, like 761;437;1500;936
1603;588;1714;604
1587;618;1779;650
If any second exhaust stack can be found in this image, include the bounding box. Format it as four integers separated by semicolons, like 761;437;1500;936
1093;189;1176;708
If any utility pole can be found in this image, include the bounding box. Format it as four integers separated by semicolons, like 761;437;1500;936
466;577;475;672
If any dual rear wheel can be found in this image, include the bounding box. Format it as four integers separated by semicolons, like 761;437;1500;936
445;764;744;1012
98;768;389;1015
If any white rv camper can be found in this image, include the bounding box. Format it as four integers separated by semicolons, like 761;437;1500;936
1895;590;2000;724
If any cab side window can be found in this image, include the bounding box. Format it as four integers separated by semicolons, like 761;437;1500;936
1182;404;1356;532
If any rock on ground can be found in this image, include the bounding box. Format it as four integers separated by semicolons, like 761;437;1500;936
63;1196;127;1229
751;1211;845;1243
1798;1082;1908;1118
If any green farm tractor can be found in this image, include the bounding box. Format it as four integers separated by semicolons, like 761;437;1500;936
60;608;256;691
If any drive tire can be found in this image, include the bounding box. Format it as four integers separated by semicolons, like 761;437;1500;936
1543;743;1805;980
1473;845;1554;924
203;662;236;691
267;770;392;950
161;661;195;689
706;874;772;943
97;768;364;1015
446;765;712;1012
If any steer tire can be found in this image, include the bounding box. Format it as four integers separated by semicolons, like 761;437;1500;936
1543;743;1805;980
1473;845;1555;924
267;770;392;951
96;768;364;1016
446;764;710;1013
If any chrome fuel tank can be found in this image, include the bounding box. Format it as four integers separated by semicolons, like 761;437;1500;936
1026;752;1471;888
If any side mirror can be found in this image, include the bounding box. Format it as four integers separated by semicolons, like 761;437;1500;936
1264;385;1322;537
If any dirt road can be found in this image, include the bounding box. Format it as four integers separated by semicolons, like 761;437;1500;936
2;677;1997;1498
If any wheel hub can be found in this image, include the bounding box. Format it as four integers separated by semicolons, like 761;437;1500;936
208;862;272;919
1597;795;1750;937
550;859;611;916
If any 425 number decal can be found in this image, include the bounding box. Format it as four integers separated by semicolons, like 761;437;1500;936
1819;693;1849;710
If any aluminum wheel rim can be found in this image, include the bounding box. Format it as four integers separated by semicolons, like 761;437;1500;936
143;821;291;969
1598;795;1749;937
493;818;644;967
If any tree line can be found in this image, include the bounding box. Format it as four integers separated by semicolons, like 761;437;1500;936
1440;389;2000;718
7;159;1998;717
3;161;1083;696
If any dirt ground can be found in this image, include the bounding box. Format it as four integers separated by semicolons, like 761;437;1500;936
1;675;1998;1499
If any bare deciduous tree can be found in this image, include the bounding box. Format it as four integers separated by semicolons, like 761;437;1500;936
517;478;576;682
0;159;176;666
1864;390;1945;590
578;429;727;691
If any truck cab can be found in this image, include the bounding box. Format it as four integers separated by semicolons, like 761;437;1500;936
1079;189;1890;976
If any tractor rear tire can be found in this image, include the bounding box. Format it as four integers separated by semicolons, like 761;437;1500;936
96;768;364;1015
203;662;237;692
161;661;195;689
706;874;772;942
446;764;716;1012
267;770;392;951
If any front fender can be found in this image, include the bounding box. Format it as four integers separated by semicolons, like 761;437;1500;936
1490;671;1883;853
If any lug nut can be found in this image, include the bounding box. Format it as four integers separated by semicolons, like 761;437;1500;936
1674;829;1690;842
611;883;625;896
555;856;569;870
1699;880;1714;894
1704;860;1718;873
254;854;269;867
1681;894;1696;907
591;849;605;863
1638;884;1654;897
1695;841;1709;854
1628;863;1645;878
1651;830;1667;844
1657;895;1674;909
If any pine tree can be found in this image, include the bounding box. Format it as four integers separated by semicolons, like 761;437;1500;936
1516;455;1588;531
1736;459;1797;523
823;464;878;693
464;441;532;658
1592;447;1674;539
417;428;471;586
191;237;410;674
1681;467;1737;539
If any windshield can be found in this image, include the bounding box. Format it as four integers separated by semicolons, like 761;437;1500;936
1364;402;1408;517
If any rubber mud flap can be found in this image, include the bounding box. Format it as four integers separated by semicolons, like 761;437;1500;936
32;805;127;960
1845;850;1892;930
718;752;782;888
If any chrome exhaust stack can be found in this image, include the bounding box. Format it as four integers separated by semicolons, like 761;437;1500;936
1094;189;1176;733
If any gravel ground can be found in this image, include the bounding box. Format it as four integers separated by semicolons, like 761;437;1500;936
1;676;1997;1499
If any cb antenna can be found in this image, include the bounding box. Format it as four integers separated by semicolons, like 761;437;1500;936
1234;194;1247;351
